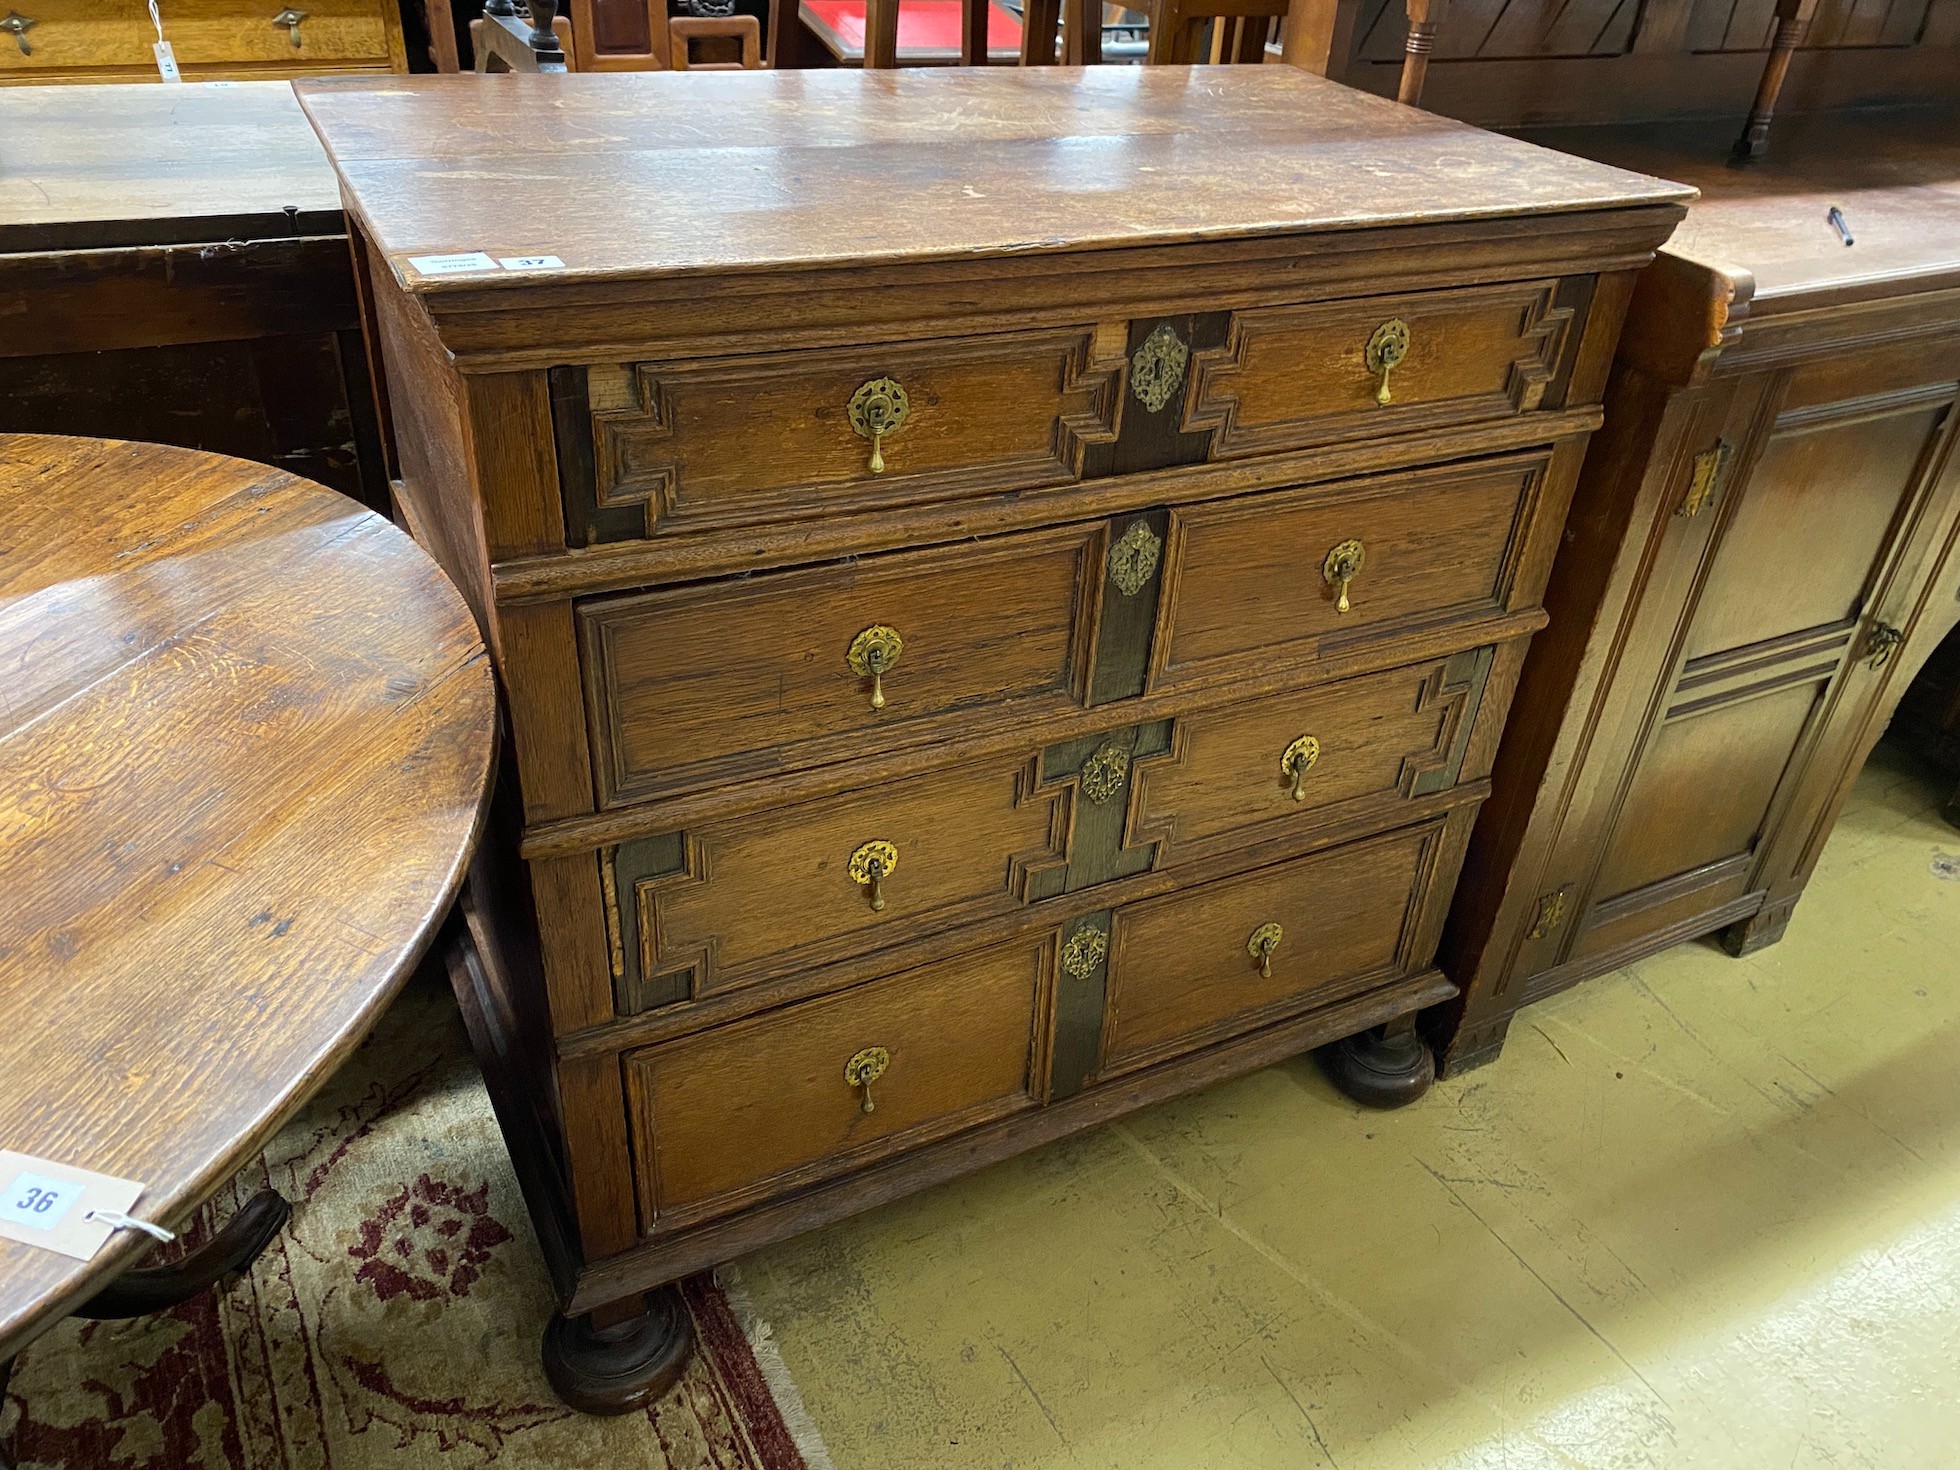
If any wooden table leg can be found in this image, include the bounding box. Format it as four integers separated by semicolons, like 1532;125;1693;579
73;1191;291;1320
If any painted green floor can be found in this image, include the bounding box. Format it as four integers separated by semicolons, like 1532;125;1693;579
735;741;1960;1469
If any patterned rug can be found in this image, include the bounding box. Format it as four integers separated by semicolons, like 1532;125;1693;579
1;966;830;1470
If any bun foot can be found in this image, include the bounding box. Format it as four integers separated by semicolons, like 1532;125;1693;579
1321;1023;1436;1109
542;1286;694;1416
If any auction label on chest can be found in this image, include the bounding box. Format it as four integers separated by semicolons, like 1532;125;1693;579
0;1150;150;1261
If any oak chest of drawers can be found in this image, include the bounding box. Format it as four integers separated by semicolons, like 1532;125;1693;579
0;0;406;84
297;66;1688;1408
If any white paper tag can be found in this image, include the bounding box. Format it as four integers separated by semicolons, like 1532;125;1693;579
406;251;499;277
0;1151;149;1262
153;40;183;82
498;255;565;272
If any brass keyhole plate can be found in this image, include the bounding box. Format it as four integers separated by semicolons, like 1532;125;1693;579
843;1045;890;1090
1281;734;1320;798
846;624;903;678
1247;921;1284;974
1060;924;1109;980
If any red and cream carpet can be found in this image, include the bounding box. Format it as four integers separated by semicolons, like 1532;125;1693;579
1;972;831;1470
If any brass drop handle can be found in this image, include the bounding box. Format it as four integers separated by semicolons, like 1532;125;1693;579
1866;621;1905;670
1365;318;1410;406
271;5;308;47
0;10;36;54
1281;735;1320;802
846;624;903;711
844;1046;890;1115
1323;539;1366;615
849;839;898;913
848;376;910;475
1247;922;1283;980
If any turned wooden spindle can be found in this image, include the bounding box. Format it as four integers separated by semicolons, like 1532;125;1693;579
1396;0;1444;106
1732;0;1821;163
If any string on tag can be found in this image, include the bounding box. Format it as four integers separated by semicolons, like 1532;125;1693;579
148;0;165;40
86;1209;176;1244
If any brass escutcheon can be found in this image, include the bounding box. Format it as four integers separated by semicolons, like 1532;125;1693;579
846;623;903;711
1107;520;1162;597
1130;323;1190;414
847;377;910;474
1280;735;1321;802
1060;924;1109;980
1079;742;1131;804
1365;319;1410;405
1323;539;1366;614
843;1045;890;1114
848;839;899;912
1247;922;1284;980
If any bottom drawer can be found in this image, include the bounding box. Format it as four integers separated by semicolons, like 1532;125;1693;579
1101;821;1445;1074
625;933;1050;1229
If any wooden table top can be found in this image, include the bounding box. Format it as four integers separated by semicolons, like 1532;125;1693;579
1518;106;1960;312
0;435;496;1360
292;67;1693;292
0;81;343;254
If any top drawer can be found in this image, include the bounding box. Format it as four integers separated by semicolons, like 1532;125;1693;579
553;326;1125;546
550;280;1579;548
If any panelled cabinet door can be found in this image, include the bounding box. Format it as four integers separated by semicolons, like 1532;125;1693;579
1562;342;1960;968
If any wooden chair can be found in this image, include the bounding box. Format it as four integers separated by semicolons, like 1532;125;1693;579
859;0;1007;65
474;1;572;70
1144;0;1288;63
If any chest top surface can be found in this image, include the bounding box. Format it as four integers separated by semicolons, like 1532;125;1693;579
1518;108;1960;310
0;82;344;253
294;67;1691;292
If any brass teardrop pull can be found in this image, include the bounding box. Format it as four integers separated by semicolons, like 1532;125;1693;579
1247;922;1283;980
849;839;898;912
848;377;910;475
1866;621;1905;670
1281;735;1320;802
844;1046;889;1114
1323;539;1365;615
1365;319;1410;406
846;624;903;712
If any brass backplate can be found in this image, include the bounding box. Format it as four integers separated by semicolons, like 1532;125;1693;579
843;1045;889;1089
1323;538;1366;588
1281;734;1321;776
1247;922;1283;960
848;839;899;883
846;623;903;677
847;377;909;441
1364;319;1410;375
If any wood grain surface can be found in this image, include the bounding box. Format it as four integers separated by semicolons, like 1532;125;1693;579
293;67;1692;289
1518;107;1960;310
0;434;496;1361
0;82;343;253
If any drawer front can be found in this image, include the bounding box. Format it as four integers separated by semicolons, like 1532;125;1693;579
168;1;393;65
1102;822;1443;1073
556;326;1124;544
606;753;1067;1011
1130;648;1494;869
0;0;391;74
581;523;1101;805
1155;455;1547;693
624;934;1049;1228
0;7;151;72
1185;281;1573;457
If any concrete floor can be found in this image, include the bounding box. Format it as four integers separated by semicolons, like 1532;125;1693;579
735;741;1960;1469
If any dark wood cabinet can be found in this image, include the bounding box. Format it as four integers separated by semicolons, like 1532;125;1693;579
1436;109;1960;1071
297;66;1686;1406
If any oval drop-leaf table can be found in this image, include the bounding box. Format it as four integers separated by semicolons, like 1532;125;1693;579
0;436;497;1385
